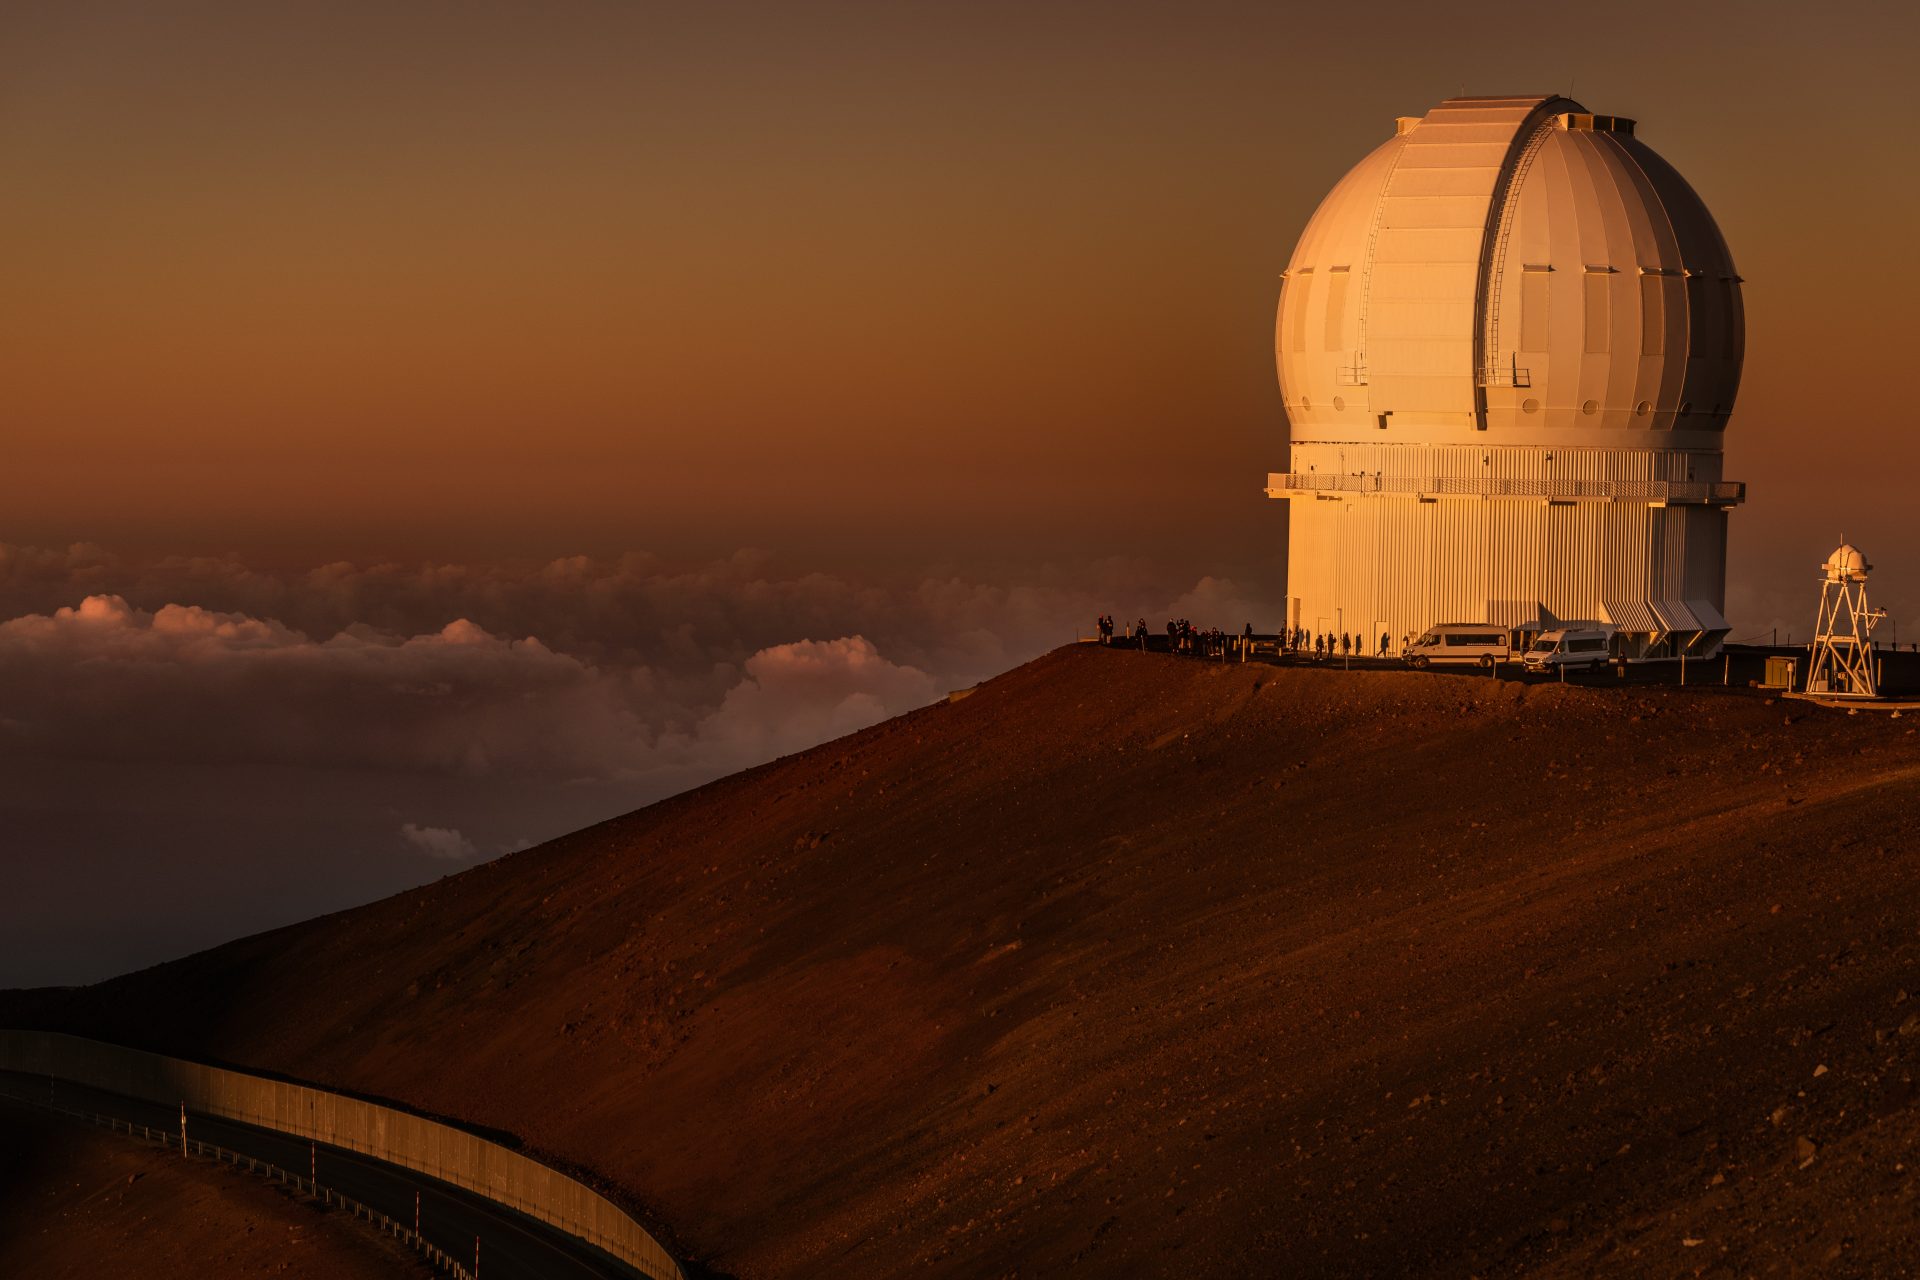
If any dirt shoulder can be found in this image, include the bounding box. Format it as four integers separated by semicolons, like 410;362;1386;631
0;1101;425;1279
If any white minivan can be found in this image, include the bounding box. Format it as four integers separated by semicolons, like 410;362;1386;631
1403;624;1512;669
1522;626;1617;672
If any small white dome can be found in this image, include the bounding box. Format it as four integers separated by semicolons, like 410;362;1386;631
1824;544;1870;581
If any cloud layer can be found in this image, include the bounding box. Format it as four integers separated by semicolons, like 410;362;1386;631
0;543;1280;985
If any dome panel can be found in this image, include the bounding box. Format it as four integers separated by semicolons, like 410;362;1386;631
1277;133;1405;427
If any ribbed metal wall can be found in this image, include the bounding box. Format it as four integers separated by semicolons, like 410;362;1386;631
1284;447;1729;653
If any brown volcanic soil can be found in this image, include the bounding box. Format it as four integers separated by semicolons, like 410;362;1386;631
12;647;1920;1277
0;1102;424;1277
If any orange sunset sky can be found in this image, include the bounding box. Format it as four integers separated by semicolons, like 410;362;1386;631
5;0;1914;619
3;2;1919;983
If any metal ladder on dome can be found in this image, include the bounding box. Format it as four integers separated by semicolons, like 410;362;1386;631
1348;135;1414;388
1479;114;1560;385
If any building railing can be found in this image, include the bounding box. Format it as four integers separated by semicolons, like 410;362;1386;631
1265;473;1745;505
1476;361;1533;387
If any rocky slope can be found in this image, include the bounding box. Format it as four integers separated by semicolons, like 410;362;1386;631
12;647;1920;1277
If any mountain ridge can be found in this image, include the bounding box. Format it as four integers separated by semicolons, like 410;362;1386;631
11;646;1920;1277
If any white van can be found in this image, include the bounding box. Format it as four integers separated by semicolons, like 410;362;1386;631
1403;624;1512;669
1522;626;1617;672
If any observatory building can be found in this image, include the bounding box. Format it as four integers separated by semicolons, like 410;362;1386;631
1270;95;1745;656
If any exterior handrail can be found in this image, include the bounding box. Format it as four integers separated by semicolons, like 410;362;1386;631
1265;472;1745;505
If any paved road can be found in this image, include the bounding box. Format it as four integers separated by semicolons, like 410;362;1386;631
0;1071;647;1280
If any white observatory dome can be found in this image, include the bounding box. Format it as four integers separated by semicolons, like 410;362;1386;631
1268;96;1748;660
1278;96;1743;447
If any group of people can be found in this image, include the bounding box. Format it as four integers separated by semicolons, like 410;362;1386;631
1096;616;1397;662
1094;615;1257;659
1164;618;1251;658
1094;614;1148;645
1278;628;1395;659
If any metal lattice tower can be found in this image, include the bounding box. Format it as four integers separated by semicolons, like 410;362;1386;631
1806;543;1886;697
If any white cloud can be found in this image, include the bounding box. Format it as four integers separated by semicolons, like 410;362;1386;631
400;823;478;860
693;637;940;764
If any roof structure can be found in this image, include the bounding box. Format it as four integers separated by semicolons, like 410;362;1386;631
1278;95;1743;450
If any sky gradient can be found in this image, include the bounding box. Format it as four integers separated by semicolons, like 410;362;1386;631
3;1;1915;982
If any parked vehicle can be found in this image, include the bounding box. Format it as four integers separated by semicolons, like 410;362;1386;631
1522;626;1618;672
1403;624;1511;669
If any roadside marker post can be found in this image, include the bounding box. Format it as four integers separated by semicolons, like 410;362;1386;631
179;1102;186;1156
